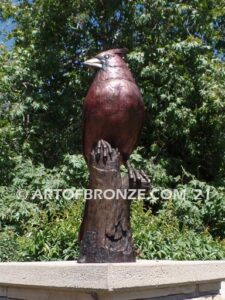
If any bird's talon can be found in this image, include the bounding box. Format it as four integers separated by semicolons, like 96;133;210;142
140;170;149;182
126;163;150;190
93;139;115;163
135;170;142;183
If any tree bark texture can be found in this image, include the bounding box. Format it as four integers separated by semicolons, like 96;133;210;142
78;144;148;263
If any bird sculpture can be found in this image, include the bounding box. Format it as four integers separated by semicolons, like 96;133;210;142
83;48;148;184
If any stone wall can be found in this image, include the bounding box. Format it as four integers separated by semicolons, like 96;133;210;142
0;261;224;300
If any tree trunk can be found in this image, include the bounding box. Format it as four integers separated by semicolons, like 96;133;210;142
78;143;149;263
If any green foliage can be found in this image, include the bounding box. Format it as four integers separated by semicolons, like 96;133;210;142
16;201;83;261
0;0;224;261
0;155;86;261
132;201;225;260
172;179;225;238
0;230;19;262
0;201;83;262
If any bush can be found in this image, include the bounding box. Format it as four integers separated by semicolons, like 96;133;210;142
132;201;225;260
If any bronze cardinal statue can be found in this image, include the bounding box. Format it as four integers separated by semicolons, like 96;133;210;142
83;48;148;183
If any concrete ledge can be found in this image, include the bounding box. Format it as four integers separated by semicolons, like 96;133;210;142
0;260;224;300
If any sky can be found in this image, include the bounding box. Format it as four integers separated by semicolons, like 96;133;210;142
0;0;19;49
0;18;16;49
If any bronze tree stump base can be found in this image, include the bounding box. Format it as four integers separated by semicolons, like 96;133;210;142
78;141;149;263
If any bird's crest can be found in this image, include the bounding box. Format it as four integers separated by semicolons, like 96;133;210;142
100;48;128;57
111;48;128;55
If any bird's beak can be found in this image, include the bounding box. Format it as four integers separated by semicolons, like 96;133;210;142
84;57;102;68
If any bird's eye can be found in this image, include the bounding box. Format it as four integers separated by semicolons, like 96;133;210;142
104;54;110;59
